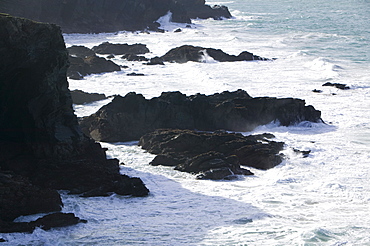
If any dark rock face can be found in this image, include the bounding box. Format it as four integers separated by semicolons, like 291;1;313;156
139;129;284;179
0;172;62;222
0;14;149;231
92;42;150;55
30;146;149;197
67;55;121;80
0;0;231;33
80;89;322;142
70;90;108;105
161;45;269;63
0;13;76;153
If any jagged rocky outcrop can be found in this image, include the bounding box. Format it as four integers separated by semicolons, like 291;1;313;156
159;45;270;63
0;14;149;232
322;82;350;90
67;43;268;72
70;90;108;105
0;0;232;33
80;89;322;142
0;213;87;233
122;54;149;62
66;43;151;79
67;45;122;80
92;42;150;55
313;82;350;94
67;45;96;58
67;54;121;80
139;129;284;180
178;0;231;20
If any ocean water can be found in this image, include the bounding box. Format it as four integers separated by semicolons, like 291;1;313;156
2;0;370;245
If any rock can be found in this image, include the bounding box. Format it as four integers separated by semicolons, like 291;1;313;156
161;45;202;63
0;14;149;227
121;54;149;62
0;12;77;157
29;145;149;197
70;90;107;105
0;213;87;233
146;57;165;65
113;176;150;197
177;0;232;20
127;72;145;76
293;148;311;158
80;90;322;142
67;70;84;80
0;0;232;33
161;45;269;63
150;155;181;166
67;55;121;79
322;82;350;90
67;45;95;58
0;172;62;222
232;140;284;170
92;42;150;55
32;212;87;230
198;5;232;20
197;167;235;180
139;129;285;179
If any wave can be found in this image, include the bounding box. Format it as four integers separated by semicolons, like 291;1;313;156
249;121;336;136
156;11;173;27
156;11;193;32
199;49;218;63
301;228;341;244
304;57;343;79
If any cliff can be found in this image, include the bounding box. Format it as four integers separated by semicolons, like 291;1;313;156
0;13;148;231
0;0;232;33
